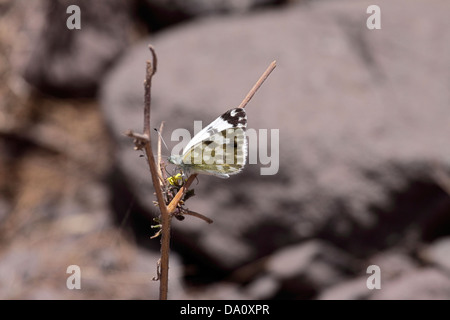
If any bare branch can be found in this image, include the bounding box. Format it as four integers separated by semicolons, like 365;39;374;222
167;174;198;214
140;46;171;300
156;122;165;184
237;60;277;109
182;210;213;224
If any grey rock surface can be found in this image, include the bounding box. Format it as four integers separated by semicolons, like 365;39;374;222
100;0;450;298
21;0;132;97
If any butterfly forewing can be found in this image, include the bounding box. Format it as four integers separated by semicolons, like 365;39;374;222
177;108;247;178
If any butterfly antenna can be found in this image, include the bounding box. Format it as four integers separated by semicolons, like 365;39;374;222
154;127;169;151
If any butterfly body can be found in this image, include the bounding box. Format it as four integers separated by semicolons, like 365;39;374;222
168;108;247;178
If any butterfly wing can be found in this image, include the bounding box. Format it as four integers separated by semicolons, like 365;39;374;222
180;108;247;178
182;108;247;154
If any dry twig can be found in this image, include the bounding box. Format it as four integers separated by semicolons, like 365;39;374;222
127;49;276;299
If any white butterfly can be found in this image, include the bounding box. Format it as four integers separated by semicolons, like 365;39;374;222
168;108;247;178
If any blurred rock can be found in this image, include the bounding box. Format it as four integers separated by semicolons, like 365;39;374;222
317;276;373;300
421;237;450;274
244;274;280;300
0;246;42;298
318;250;418;299
264;241;356;298
0;196;10;225
367;250;418;280
100;0;450;281
138;0;284;30
370;268;450;300
21;0;132;97
145;0;280;15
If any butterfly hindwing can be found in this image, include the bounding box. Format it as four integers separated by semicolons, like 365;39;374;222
182;127;247;177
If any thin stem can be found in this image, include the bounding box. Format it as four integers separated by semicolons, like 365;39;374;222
167;174;198;214
141;47;171;300
237;60;277;109
183;210;213;224
143;138;170;299
143;61;152;136
156;122;165;184
143;46;157;136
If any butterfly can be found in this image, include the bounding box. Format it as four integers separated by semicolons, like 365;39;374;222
168;108;247;178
